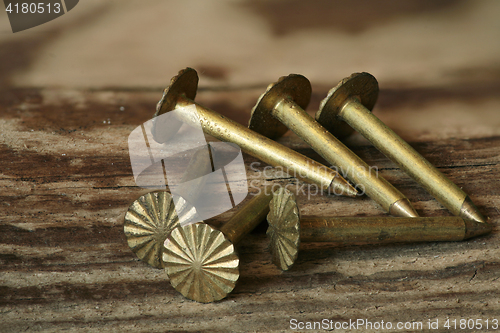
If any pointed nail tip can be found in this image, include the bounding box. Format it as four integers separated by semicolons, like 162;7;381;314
463;218;493;239
404;210;420;218
469;216;488;225
460;196;487;224
460;203;487;224
345;187;359;198
389;199;419;218
328;179;358;197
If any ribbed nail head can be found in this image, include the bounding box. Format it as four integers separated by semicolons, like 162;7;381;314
123;191;180;269
163;223;240;303
267;188;301;271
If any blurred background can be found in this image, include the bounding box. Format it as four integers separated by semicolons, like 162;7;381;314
1;0;499;140
1;0;499;87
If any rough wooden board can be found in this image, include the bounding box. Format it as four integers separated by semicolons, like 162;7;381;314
0;85;499;332
1;0;500;331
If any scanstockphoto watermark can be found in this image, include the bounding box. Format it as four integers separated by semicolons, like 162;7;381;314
128;104;248;226
289;318;500;331
290;318;424;331
247;161;379;198
128;103;378;219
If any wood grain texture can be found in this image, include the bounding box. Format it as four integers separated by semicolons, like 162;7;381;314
1;1;500;332
1;85;499;332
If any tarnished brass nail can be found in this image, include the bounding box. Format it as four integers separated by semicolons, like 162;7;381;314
153;68;358;197
267;188;492;270
123;191;179;269
249;74;418;218
123;145;213;268
317;72;486;224
163;191;273;303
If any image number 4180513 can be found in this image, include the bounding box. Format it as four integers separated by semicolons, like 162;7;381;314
6;2;62;14
3;0;79;33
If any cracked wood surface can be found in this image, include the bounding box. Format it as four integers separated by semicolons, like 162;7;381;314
1;1;500;332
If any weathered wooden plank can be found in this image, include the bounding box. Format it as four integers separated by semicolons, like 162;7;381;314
1;82;499;332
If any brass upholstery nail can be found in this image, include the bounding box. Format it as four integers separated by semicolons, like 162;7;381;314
249;74;418;217
124;191;179;269
267;188;492;270
123;145;213;268
317;72;486;224
163;191;273;303
152;68;358;197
